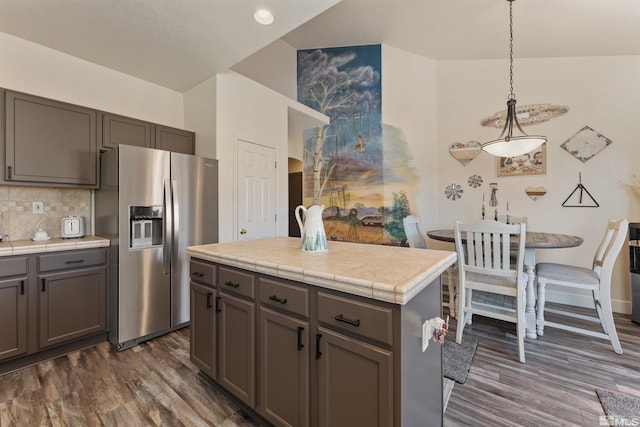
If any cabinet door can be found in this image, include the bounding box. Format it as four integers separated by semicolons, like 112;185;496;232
38;266;107;349
316;327;393;427
5;90;98;186
258;307;309;427
102;113;152;150
218;292;255;408
0;278;28;361
154;125;195;154
190;282;216;378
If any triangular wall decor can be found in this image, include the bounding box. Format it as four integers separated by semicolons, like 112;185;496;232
562;173;599;207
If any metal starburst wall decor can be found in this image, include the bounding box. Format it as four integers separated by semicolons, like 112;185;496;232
445;184;463;201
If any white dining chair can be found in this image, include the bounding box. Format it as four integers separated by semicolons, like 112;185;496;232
404;216;457;318
403;216;426;249
535;219;628;354
455;220;527;363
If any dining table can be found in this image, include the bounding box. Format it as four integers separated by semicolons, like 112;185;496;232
426;228;583;339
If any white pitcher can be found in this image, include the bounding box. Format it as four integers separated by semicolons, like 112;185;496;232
295;204;328;252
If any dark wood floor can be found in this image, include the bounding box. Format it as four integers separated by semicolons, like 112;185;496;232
0;306;638;426
0;330;265;427
444;304;640;427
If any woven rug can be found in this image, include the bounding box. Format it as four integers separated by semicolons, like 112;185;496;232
597;389;640;424
443;335;478;384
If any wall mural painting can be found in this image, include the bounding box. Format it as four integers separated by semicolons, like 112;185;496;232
297;44;417;245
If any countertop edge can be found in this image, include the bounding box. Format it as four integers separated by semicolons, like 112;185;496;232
187;240;457;305
0;236;110;256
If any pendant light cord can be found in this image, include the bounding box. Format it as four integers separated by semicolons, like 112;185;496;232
481;0;547;156
508;0;515;100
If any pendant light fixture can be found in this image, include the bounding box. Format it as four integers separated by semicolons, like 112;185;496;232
481;0;547;157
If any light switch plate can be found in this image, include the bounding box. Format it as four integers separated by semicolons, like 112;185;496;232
422;320;430;352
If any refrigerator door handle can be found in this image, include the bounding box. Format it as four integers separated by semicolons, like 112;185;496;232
163;178;173;275
171;179;179;272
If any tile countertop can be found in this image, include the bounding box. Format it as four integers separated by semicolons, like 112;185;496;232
0;236;110;256
187;236;457;305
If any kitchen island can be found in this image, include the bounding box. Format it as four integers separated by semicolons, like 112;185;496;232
187;237;456;427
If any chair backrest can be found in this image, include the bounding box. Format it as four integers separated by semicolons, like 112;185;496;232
592;219;629;281
403;216;426;249
454;220;526;281
497;215;528;225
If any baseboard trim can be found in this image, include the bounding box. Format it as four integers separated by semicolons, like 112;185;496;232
545;289;630;315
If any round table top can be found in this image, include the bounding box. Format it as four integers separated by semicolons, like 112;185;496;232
426;229;583;249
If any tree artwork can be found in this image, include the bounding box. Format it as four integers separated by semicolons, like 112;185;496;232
297;45;418;245
298;46;381;205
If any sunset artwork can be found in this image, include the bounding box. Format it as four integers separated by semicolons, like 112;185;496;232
297;45;417;245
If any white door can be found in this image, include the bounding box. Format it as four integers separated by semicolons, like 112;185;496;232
237;140;277;240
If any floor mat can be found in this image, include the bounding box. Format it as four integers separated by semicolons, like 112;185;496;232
597;389;640;425
443;335;478;384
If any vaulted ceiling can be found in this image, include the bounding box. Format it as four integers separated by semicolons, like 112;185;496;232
1;0;638;92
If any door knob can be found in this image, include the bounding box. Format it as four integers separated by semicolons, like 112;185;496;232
240;228;247;235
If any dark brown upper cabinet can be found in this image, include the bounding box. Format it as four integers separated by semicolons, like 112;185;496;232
4;90;98;187
102;115;194;155
2;89;195;188
102;113;152;150
154;125;195;155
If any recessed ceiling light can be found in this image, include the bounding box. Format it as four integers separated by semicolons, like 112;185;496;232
253;9;275;25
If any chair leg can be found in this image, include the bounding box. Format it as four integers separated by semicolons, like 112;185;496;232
598;292;623;354
447;271;456;319
517;285;526;363
466;289;473;325
456;285;466;344
536;279;546;336
593;290;608;335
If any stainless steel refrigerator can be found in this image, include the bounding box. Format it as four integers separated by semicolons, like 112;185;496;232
96;145;218;350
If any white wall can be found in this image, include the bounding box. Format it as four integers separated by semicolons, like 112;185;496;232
436;56;640;313
382;45;439;232
0;32;184;127
232;39;298;100
215;71;292;242
184;76;217;159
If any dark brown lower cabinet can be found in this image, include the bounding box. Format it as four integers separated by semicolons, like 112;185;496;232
0;274;28;361
190;281;216;378
316;326;393;427
258;306;309;427
218;291;256;407
38;266;107;349
0;249;109;374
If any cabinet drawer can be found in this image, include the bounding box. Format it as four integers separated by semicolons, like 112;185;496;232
0;256;28;278
219;266;255;299
258;277;309;318
190;259;216;286
317;292;393;346
38;249;107;273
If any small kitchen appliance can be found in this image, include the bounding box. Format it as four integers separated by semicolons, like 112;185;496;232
61;216;85;238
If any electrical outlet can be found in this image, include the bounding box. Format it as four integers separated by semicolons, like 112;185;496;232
32;201;44;214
